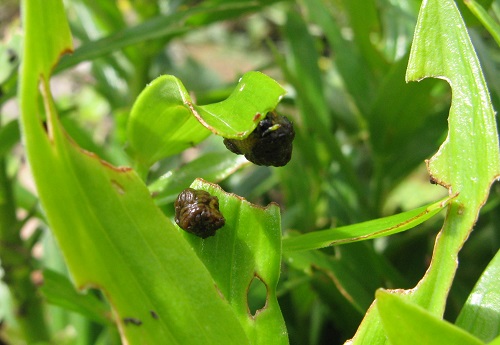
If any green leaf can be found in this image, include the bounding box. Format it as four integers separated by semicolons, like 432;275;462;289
19;1;250;343
455;249;500;343
405;0;500;312
350;0;500;343
377;290;485;345
127;72;286;167
193;71;287;139
126;75;212;167
40;269;111;326
179;179;288;345
282;196;453;252
149;152;249;205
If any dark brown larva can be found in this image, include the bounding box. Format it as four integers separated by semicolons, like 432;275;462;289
174;188;225;239
223;111;295;167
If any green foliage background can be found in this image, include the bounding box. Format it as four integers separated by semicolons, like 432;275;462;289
0;0;499;344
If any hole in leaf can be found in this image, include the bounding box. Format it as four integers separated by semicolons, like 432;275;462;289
247;275;268;317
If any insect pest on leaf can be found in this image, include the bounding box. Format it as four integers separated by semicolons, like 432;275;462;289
223;111;295;167
174;188;225;239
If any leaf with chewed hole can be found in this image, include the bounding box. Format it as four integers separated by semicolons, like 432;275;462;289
350;0;500;344
176;179;288;345
127;72;286;168
192;72;286;139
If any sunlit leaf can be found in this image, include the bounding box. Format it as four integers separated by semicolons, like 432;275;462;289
179;179;288;345
20;1;250;343
193;71;286;139
127;75;211;167
127;72;286;167
405;0;500;313
350;0;500;343
456;249;500;342
377;290;484;345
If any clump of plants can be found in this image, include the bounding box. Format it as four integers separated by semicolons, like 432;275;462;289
0;0;499;344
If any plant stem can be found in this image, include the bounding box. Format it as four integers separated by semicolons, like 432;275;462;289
0;158;50;342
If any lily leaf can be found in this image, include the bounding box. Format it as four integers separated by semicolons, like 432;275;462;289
127;75;211;167
20;0;250;343
349;0;500;343
178;179;288;345
127;71;286;167
192;71;287;139
282;196;453;252
377;290;484;345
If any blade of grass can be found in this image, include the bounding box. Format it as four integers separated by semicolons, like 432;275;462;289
282;196;453;252
464;0;500;46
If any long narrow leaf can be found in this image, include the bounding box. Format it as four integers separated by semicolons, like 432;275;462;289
19;1;249;343
282;196;453;252
350;0;500;343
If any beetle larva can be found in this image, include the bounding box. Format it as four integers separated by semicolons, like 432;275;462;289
223;111;295;167
174;188;225;239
